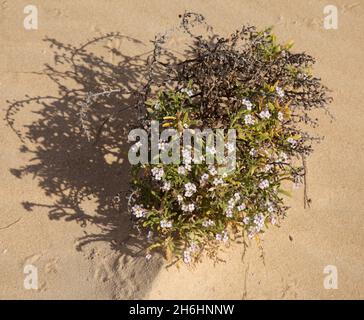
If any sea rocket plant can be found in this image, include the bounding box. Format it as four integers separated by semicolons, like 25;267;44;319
123;13;332;264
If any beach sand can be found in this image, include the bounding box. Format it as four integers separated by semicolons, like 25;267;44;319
1;0;363;299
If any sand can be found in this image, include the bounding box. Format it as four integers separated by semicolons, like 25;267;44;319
1;0;363;299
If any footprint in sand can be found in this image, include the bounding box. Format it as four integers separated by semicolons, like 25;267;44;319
45;258;60;274
23;253;42;265
93;253;115;283
341;3;361;14
1;1;8;10
280;274;299;299
45;7;65;18
22;254;60;291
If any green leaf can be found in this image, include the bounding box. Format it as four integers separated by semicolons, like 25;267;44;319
278;189;292;197
148;243;162;251
249;165;257;176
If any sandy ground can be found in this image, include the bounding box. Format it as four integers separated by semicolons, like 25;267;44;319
1;0;363;299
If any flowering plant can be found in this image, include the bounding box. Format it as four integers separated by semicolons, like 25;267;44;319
131;84;306;263
130;13;331;264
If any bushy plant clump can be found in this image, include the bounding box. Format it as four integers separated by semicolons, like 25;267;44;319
128;13;332;264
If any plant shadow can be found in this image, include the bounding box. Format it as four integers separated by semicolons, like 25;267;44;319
5;33;170;298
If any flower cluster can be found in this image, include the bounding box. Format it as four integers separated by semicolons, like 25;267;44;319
244;114;255;125
131;204;147;218
225;193;243;218
160;220;173;228
259;179;270;190
151;167;164;180
184;182;197;197
248;213;265;238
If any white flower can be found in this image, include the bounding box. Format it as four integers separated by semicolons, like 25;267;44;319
183;250;191;264
151;167;164;181
259;179;270;190
184;163;192;171
216;230;229;242
254;213;265;229
264;164;273;172
234;193;241;201
213;177;224;186
278;152;288;162
244;114;255;125
188;242;199;252
248;213;265;238
131;204;147;218
181;203;195;212
181;88;194;97
185;190;194;198
243;216;250;225
154;102;160;110
225;209;233;218
202;219;215;227
177;166;187;175
162;181;171;191
222;231;229;242
227;198;235;209
287;137;297;147
237;203;246;211
183;123;189;129
184;182;197;197
276;86;285;98
267;205;274;213
145;253;152;260
177;195;183;204
297;72;305;79
208;165;217;176
277;111;284;121
242;98;252;111
160;220;172;228
248;230;255;239
259;109;271;120
249;148;257;157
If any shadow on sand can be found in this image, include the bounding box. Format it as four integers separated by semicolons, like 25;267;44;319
5;33;170;298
